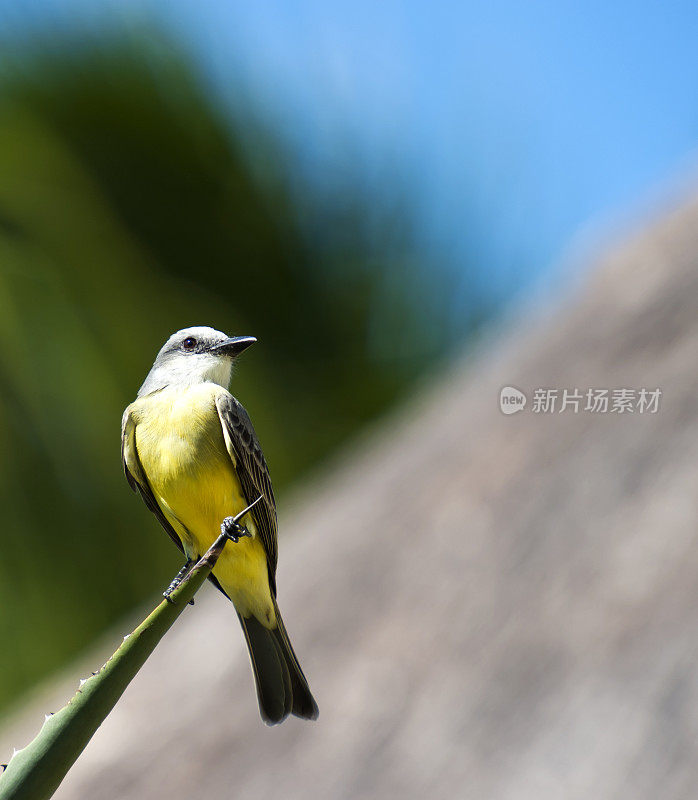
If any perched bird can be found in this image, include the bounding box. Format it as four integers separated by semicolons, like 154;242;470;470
121;326;318;724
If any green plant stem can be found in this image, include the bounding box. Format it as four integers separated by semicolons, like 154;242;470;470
0;531;231;800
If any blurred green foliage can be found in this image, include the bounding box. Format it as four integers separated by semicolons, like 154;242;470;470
0;33;459;714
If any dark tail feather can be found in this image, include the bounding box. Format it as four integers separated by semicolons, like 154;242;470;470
238;604;318;725
272;598;319;721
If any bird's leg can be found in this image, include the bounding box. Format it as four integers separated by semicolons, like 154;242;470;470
163;558;195;603
220;516;253;543
221;495;264;543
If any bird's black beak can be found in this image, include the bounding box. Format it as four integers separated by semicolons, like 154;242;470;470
210;336;257;357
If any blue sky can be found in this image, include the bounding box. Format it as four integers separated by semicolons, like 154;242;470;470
2;0;698;311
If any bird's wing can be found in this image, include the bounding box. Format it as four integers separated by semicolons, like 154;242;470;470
121;408;184;555
215;392;278;592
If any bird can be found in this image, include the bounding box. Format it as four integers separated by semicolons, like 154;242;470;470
121;326;318;724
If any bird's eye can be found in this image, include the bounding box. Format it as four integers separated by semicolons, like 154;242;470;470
182;337;197;351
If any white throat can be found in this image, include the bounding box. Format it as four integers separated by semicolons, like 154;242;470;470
138;352;233;397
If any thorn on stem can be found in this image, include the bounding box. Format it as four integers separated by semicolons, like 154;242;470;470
232;494;264;523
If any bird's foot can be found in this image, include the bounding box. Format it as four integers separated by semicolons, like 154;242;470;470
221;516;253;543
163;559;195;603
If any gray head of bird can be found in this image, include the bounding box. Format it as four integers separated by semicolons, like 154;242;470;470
138;326;256;396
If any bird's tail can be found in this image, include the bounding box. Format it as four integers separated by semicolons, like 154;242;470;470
237;600;319;725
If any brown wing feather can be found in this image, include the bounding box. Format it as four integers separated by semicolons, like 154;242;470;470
215;393;279;594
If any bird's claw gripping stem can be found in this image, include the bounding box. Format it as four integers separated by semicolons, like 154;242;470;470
163;559;195;603
162;496;264;605
221;495;264;543
220;517;253;543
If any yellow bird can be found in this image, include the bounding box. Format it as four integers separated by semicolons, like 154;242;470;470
121;326;318;724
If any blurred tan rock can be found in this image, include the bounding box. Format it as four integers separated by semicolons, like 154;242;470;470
3;194;698;799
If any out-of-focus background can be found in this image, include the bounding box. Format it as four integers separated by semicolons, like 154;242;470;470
1;3;698;799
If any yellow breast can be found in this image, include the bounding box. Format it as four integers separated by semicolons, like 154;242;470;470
129;383;274;623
